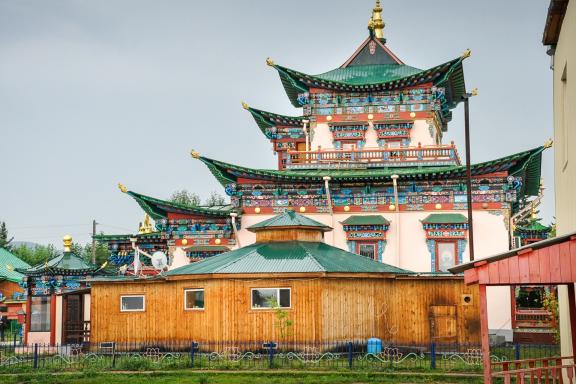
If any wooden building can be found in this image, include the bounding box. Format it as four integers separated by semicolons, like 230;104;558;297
91;211;480;344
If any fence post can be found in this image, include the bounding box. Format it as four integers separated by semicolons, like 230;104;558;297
190;341;197;368
268;342;275;368
13;333;17;348
514;343;520;361
348;341;353;369
111;343;116;368
33;343;39;369
430;342;436;369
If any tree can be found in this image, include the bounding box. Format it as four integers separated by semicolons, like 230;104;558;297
205;191;227;206
0;221;14;251
81;242;110;266
12;244;60;266
169;189;201;206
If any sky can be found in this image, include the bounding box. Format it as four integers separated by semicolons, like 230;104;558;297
0;0;555;247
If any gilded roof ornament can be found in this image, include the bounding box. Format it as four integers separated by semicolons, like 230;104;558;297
544;138;553;149
462;49;472;59
241;101;249;110
370;0;385;39
471;88;478;96
118;183;128;193
63;235;73;252
190;149;200;159
138;214;154;234
266;57;275;66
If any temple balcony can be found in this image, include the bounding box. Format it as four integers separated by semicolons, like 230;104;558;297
281;143;461;170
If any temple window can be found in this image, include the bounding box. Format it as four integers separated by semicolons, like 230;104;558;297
421;214;469;272
251;288;291;309
184;289;205;310
120;295;145;312
30;296;51;332
341;215;390;262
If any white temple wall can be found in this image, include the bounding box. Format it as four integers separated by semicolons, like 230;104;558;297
410;120;435;146
310;123;333;150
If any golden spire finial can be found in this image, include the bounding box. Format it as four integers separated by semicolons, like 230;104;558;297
471;88;478;96
190;149;200;159
370;0;385;39
118;183;127;193
241;101;249;110
63;235;73;252
544;138;553;149
531;203;537;220
462;49;472;59
266;57;274;66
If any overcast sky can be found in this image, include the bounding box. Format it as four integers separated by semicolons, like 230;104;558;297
0;0;555;247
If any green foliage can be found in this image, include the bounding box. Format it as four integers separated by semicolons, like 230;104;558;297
542;290;560;343
118;357;153;371
170;190;201;206
267;298;294;340
12;243;60;266
205;191;227;207
0;221;14;251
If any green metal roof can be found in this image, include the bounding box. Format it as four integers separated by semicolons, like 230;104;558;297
516;220;552;233
18;251;101;277
93;232;164;242
198;145;546;201
245;107;304;139
341;215;390;226
316;64;423;85
166;241;411;275
0;248;30;283
126;190;234;220
270;56;466;125
422;213;468;224
248;210;331;232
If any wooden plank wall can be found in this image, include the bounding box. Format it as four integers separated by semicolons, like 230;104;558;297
0;281;25;300
90;277;480;344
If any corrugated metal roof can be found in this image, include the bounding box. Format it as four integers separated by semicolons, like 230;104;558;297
341;215;390;226
0;248;30;283
316;64;423;85
166;241;411;275
422;213;468;224
248;210;331;232
19;251;99;276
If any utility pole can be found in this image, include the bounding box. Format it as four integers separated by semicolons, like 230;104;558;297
91;219;97;264
463;89;477;261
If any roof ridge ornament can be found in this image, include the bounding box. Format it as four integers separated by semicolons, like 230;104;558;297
370;0;385;40
190;149;200;159
63;235;72;253
266;57;274;66
462;49;472;59
118;183;128;193
544;138;553;149
241;101;249;110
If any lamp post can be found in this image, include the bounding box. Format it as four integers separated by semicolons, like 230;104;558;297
463;88;477;261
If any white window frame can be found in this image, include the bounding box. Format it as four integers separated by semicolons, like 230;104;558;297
184;289;205;311
251;288;291;310
120;295;145;312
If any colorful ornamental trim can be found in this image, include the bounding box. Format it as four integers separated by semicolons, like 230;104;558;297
421;218;468;272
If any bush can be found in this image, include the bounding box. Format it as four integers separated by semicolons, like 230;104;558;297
118;357;153;371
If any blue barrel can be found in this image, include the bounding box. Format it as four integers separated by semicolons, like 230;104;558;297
367;338;382;354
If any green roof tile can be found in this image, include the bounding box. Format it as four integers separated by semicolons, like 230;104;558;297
126;191;234;220
166;241;411;275
0;248;30;283
18;251;100;276
422;213;468;224
248;210;331;232
316;64;423;85
341;215;390;226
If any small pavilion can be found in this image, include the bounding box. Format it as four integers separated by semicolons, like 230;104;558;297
450;231;576;383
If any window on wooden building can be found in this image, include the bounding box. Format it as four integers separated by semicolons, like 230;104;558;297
120;295;145;312
436;242;457;272
184;289;205;310
358;243;377;260
30;296;51;332
251;288;291;309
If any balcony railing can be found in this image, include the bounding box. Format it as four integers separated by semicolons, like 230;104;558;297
283;143;461;170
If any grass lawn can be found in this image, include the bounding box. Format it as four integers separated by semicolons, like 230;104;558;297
0;371;484;384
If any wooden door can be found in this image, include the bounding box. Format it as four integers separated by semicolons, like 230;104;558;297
430;305;457;342
63;294;84;344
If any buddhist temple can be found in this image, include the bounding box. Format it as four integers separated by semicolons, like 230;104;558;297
94;1;550;343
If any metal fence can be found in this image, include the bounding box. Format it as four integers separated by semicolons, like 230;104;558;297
0;340;561;373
